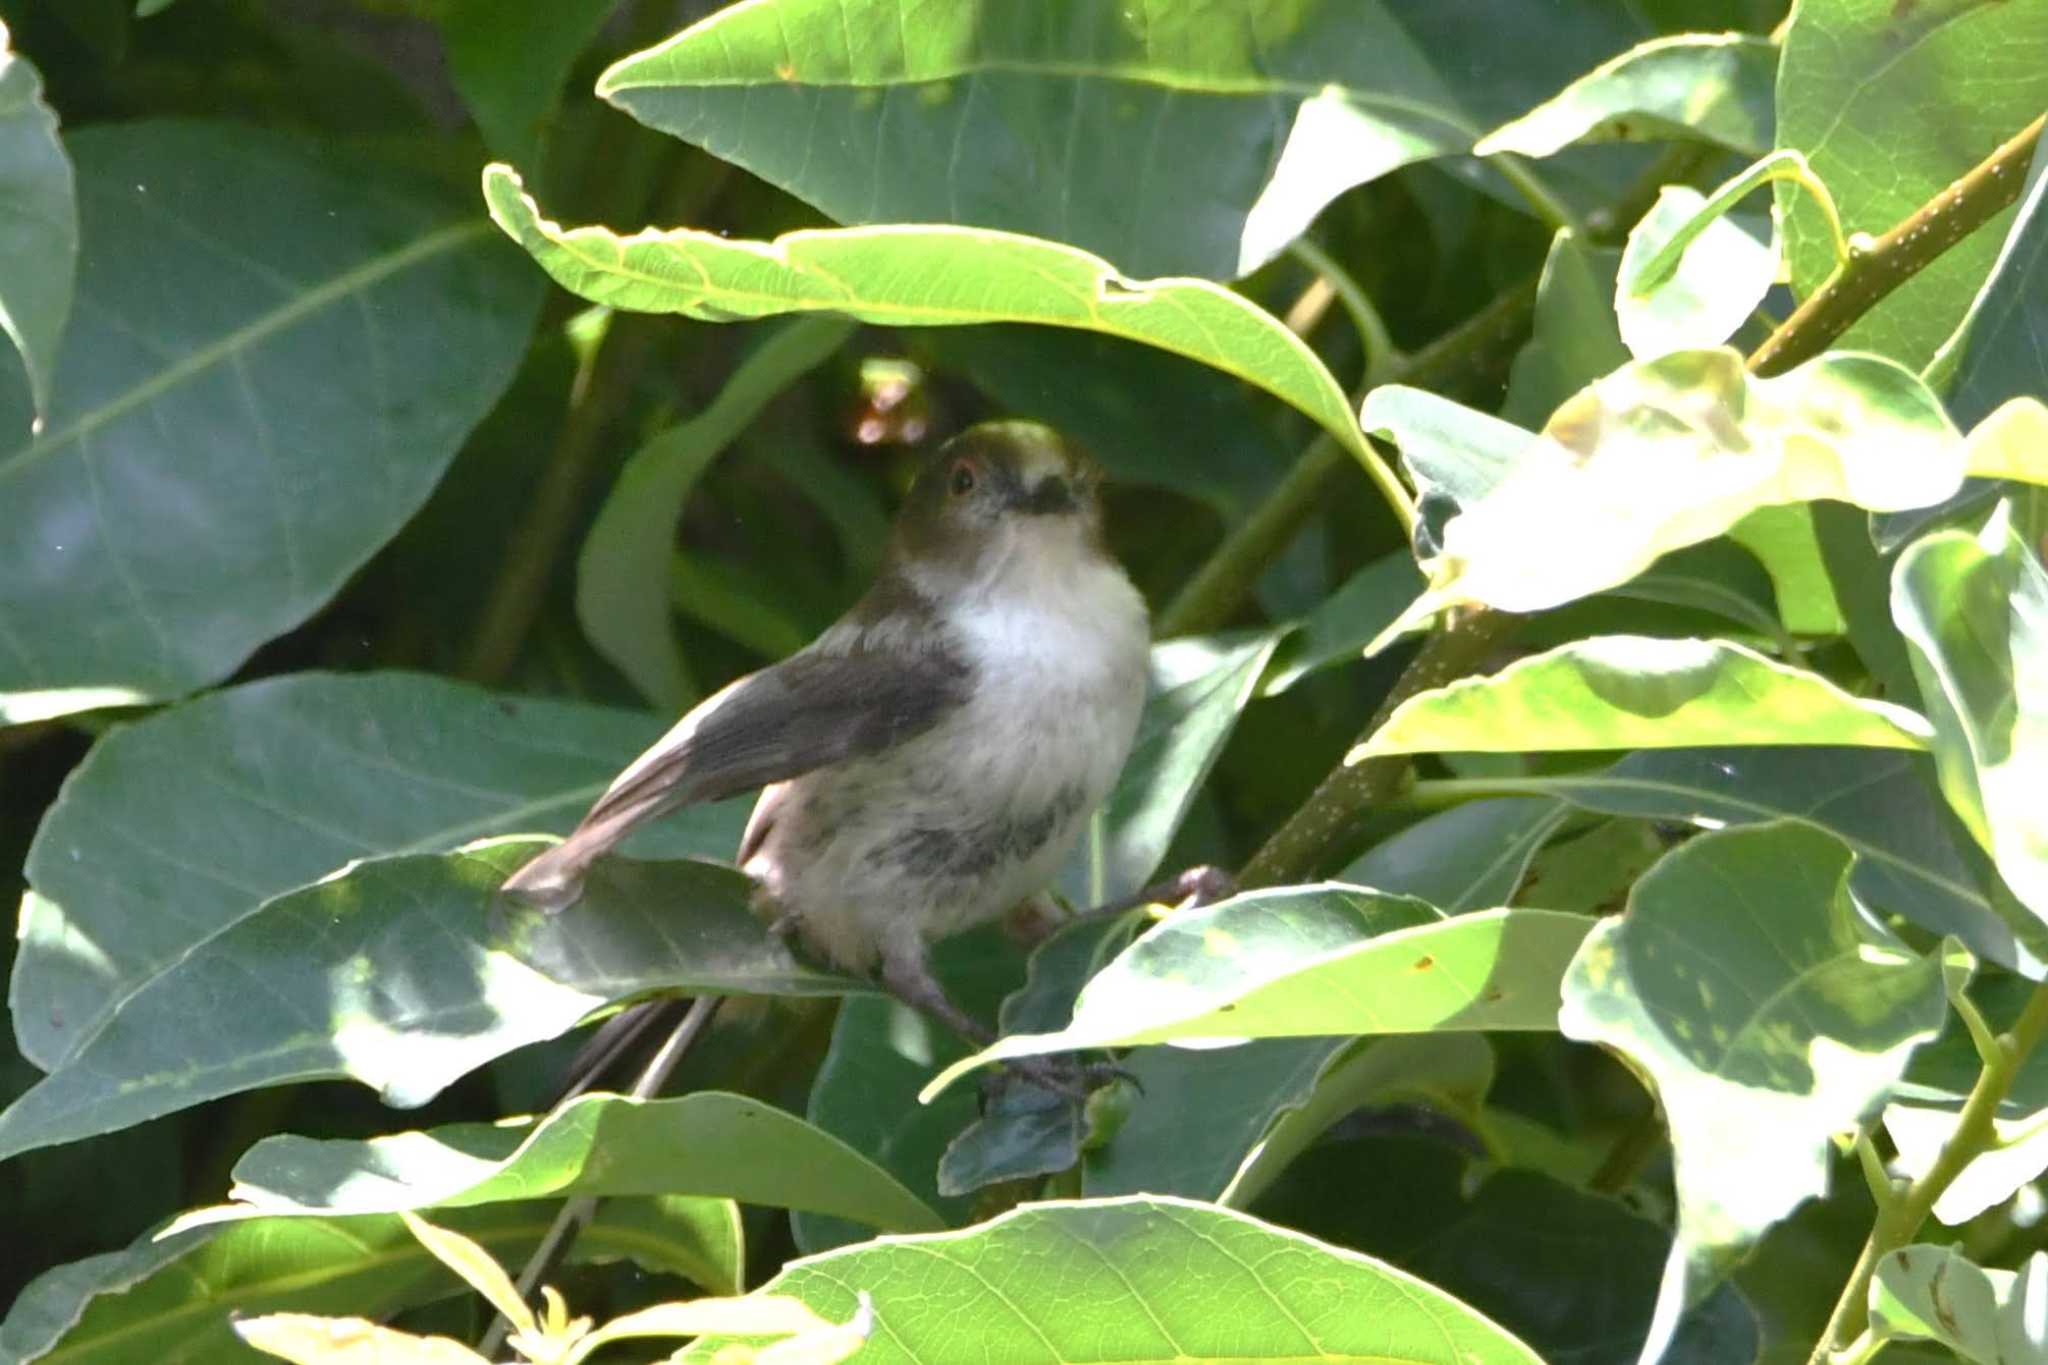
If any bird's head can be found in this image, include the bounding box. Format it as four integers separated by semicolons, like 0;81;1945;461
887;421;1109;589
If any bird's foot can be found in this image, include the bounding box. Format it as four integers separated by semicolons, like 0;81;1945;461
983;1053;1132;1105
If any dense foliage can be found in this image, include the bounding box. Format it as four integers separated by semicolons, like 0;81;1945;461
2;2;2045;1362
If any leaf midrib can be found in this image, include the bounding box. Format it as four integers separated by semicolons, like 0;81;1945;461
0;219;491;484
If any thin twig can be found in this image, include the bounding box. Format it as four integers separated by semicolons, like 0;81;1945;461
1749;112;2044;378
476;996;722;1361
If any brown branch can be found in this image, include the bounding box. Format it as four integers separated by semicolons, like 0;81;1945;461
1749;111;2044;378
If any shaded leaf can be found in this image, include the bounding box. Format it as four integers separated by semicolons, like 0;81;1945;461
928;886;1593;1097
599;0;1641;279
1061;632;1282;906
1603;539;1788;647
1475;32;1775;160
15;671;749;1072
1353;635;1931;762
1871;1245;2048;1364
0;1199;736;1365
482;164;1379;481
0;20;75;421
1558;822;1951;1364
681;1196;1543;1364
1341;797;1567;911
437;0;617;163
1500;230;1628;428
579;317;853;709
171;1090;938;1236
0;845;852;1162
1937;135;2048;426
1463;745;2047;978
1776;0;2048;368
0;123;540;722
1894;505;2048;920
1260;551;1426;695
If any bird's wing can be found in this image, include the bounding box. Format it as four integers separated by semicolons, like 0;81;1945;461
502;647;969;909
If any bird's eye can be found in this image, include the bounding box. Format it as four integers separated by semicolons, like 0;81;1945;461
948;461;977;496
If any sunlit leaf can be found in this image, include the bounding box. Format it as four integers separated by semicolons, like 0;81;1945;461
0;21;75;421
1375;347;1962;624
0;1200;734;1365
1616;185;1774;360
681;1197;1543;1365
0;124;540;722
1353;635;1931;763
579;317;853;710
1893;505;2048;920
599;0;1643;279
14;672;749;1072
0;846;852;1163
1777;0;2048;368
236;1313;490;1365
1559;822;1951;1364
1474;32;1775;160
482;164;1379;483
1870;1245;2048;1364
927;885;1593;1098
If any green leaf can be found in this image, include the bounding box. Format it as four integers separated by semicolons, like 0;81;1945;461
1452;745;2047;978
0;845;851;1162
0;1199;736;1365
681;1197;1543;1365
927;886;1594;1098
15;671;749;1072
1776;0;2048;369
1341;797;1567;911
1616;185;1775;359
1360;382;1526;563
1060;632;1282;905
0;124;540;723
436;0;617;163
1937;135;2048;425
1353;635;1932;762
1871;1245;2048;1364
395;1213;531;1339
1254;1150;1761;1365
481;165;1386;495
1604;538;1790;648
1894;506;2048;920
171;1091;940;1237
1558;822;1951;1364
792;929;1024;1255
597;0;1641;280
1475;32;1776;160
1260;551;1426;695
579;317;853;709
1499;229;1628;428
1381;348;1961;622
0;21;75;422
1729;502;1846;636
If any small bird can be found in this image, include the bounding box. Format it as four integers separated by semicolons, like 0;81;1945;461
503;420;1151;1063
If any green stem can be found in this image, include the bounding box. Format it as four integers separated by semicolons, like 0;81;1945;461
1806;981;2048;1363
1487;150;1584;237
1286;237;1401;383
1157;280;1537;639
1750;111;2043;378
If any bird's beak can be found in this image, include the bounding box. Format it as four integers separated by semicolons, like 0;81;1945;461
1015;475;1076;516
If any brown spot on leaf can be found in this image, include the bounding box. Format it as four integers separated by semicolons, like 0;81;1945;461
1413;955;1436;971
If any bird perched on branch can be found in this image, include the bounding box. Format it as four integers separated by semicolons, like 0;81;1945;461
503;420;1150;1075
